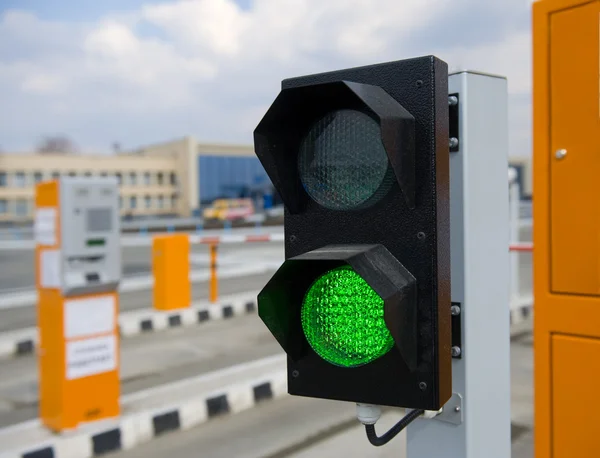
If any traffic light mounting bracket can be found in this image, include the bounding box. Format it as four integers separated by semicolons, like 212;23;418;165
449;93;460;153
432;392;463;425
451;302;462;359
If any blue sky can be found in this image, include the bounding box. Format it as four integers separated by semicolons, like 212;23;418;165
0;0;533;154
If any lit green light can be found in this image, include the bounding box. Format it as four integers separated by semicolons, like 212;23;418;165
301;266;394;368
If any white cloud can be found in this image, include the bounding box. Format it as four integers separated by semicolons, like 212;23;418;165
443;30;532;95
83;19;217;92
86;21;140;57
437;29;532;157
21;73;66;94
0;0;532;155
142;0;248;56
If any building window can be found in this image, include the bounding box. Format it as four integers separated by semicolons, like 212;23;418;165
68;171;76;177
15;199;28;216
129;172;137;185
157;195;164;209
144;172;151;186
34;172;43;183
51;171;60;180
169;173;177;185
84;171;92;177
14;172;26;187
157;173;164;185
0;172;6;187
100;172;108;177
171;194;177;208
0;199;7;214
130;196;137;209
116;173;122;185
144;195;151;209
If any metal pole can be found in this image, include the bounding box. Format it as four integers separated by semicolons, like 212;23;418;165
407;71;511;457
509;181;521;309
209;243;219;303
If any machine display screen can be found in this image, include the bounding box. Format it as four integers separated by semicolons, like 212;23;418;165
86;207;112;232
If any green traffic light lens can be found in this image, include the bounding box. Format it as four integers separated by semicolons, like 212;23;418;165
301;265;394;368
298;109;394;211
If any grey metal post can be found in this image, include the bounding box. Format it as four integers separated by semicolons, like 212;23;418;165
406;71;511;457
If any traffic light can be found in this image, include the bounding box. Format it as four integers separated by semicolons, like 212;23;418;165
254;56;451;412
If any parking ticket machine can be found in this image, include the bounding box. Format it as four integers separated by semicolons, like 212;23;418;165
35;176;121;431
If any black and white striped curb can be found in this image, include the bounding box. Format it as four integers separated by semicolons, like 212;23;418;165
118;291;260;337
1;294;532;360
0;292;260;360
510;305;533;325
509;296;534;326
0;328;37;359
5;371;287;458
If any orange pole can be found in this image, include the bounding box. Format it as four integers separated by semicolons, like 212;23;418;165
209;243;218;303
152;234;191;310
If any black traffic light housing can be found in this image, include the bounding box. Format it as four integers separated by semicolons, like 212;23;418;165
254;56;451;411
254;80;416;212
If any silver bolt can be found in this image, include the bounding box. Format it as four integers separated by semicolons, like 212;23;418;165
448;96;458;106
454;406;461;413
451;305;461;316
449;137;459;149
451;346;462;357
555;149;567;160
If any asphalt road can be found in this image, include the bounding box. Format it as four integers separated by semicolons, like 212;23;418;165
0;272;274;333
0;223;535;455
0;312;282;428
0;242;283;292
104;337;534;458
0;224;530;293
0;224;532;331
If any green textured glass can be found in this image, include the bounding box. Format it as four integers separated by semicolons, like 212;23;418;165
301;266;394;368
298;109;394;211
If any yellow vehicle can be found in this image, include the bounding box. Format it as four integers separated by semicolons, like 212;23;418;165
203;198;255;222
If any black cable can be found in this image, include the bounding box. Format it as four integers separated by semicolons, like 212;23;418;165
364;409;424;447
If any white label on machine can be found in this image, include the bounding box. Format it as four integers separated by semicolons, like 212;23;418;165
66;335;117;380
64;295;115;339
40;249;61;288
34;207;57;246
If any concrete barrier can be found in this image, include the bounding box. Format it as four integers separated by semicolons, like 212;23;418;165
0;291;260;360
0;355;287;458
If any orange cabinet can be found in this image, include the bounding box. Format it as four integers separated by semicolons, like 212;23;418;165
551;335;600;456
534;1;600;456
548;1;600;296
